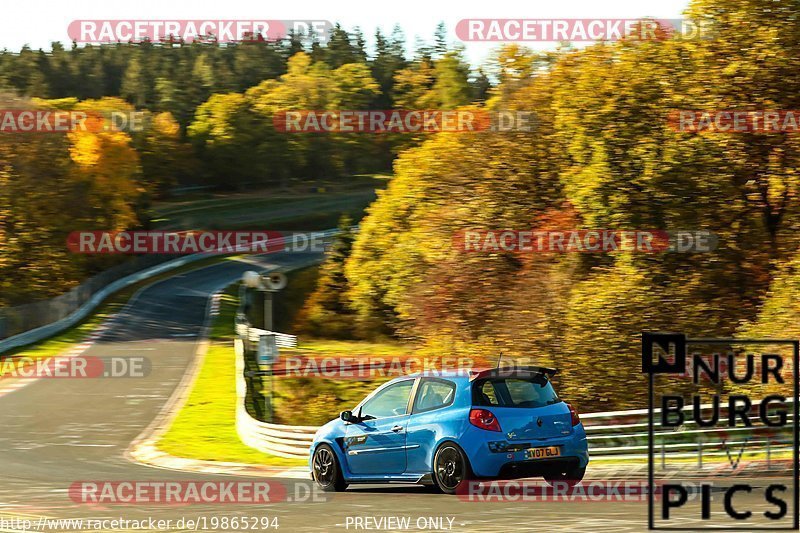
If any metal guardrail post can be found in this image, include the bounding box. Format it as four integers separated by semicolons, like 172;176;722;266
697;439;703;469
766;437;771;470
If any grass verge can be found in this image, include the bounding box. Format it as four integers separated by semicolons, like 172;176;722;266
156;283;306;467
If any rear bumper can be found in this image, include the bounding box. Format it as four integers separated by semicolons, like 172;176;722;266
462;423;589;478
497;457;581;479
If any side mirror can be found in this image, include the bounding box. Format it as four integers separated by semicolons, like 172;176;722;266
340;410;355;423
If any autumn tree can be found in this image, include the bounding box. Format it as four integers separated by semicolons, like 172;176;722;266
297;216;358;338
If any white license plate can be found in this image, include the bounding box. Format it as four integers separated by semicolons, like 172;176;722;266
525;446;561;460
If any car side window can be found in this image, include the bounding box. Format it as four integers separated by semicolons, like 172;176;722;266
413;379;456;413
360;380;414;419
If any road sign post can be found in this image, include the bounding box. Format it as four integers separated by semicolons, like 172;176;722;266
263;291;273;331
257;333;278;367
257;333;278;421
240;270;291;423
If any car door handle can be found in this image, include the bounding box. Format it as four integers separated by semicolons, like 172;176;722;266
391;425;404;432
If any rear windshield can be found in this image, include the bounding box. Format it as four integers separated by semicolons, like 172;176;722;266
472;375;560;408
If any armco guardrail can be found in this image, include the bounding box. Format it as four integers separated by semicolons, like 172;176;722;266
235;338;317;459
232;233;339;460
0;230;337;355
0;253;211;355
0;254;173;340
582;398;794;462
246;327;298;348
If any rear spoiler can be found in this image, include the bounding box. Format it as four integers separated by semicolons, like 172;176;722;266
469;366;558;381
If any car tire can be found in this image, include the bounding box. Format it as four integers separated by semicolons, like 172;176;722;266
311;444;348;492
544;466;586;488
431;442;474;495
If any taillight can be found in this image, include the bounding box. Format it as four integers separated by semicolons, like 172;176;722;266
567;403;580;426
469;408;501;432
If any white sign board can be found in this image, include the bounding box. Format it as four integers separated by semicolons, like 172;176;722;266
257;333;278;366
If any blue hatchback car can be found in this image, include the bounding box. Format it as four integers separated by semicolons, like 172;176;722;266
309;366;589;494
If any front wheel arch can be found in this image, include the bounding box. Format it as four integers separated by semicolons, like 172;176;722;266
312;440;349;475
311;443;348;492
